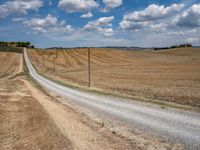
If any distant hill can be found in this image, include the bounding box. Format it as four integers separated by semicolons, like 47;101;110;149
46;46;151;51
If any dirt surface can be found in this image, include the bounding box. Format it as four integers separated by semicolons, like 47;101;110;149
0;52;73;149
0;50;184;150
0;52;23;79
25;49;185;150
22;79;183;150
0;80;73;150
28;48;200;107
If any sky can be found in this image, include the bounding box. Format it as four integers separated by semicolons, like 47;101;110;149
0;0;200;48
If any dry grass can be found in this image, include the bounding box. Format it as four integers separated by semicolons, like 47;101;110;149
0;80;73;150
28;48;200;106
0;52;73;149
0;52;22;79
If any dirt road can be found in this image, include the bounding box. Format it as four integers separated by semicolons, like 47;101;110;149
25;48;200;150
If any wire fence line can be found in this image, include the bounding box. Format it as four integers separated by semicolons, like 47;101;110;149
27;47;200;106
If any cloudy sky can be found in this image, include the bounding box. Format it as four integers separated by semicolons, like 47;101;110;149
0;0;200;48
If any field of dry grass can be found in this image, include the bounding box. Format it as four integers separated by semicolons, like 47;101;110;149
28;47;200;107
1;51;177;150
0;52;22;79
0;79;73;150
0;52;73;149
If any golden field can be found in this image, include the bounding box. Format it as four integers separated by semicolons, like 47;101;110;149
28;47;200;107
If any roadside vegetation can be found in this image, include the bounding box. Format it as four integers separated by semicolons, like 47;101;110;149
0;41;35;54
0;41;34;48
0;46;23;54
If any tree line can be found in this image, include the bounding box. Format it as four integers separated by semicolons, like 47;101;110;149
0;41;34;48
154;43;192;50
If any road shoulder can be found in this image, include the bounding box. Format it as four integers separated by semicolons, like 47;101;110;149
22;78;184;150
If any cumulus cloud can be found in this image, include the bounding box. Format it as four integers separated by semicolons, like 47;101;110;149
166;29;197;36
49;25;74;33
23;14;57;28
84;16;115;36
120;3;184;30
102;0;123;12
174;4;200;28
124;4;185;22
97;28;114;36
84;16;115;30
80;12;93;18
150;23;167;33
58;0;99;13
186;37;199;43
22;14;74;34
120;21;149;31
0;0;43;19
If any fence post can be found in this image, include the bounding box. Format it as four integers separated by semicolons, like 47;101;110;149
88;48;91;87
54;57;56;76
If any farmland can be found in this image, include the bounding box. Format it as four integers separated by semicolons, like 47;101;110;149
0;52;73;149
28;47;200;107
1;50;181;150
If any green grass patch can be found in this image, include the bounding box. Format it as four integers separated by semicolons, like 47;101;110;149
0;46;23;53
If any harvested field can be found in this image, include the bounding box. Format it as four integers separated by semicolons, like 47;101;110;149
0;52;73;149
0;52;22;79
0;80;73;150
1;50;178;150
28;47;200;106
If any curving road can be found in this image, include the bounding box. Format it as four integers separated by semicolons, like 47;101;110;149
24;48;200;150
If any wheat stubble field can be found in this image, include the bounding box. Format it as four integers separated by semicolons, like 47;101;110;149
0;52;73;149
2;50;180;150
28;47;200;107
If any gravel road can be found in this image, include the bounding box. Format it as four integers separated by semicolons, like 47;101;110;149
24;49;200;150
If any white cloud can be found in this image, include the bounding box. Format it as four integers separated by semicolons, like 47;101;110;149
80;12;93;18
84;16;115;30
124;4;185;22
58;0;99;13
84;16;115;36
32;27;47;33
23;14;57;28
166;29;197;36
186;37;198;43
174;4;200;28
0;0;43;19
59;20;66;26
49;25;74;33
120;20;149;31
150;23;167;33
102;0;123;12
120;3;184;31
98;28;114;36
22;14;74;34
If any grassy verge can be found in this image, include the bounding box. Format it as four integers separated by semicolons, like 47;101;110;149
37;71;200;112
23;53;57;99
0;46;23;53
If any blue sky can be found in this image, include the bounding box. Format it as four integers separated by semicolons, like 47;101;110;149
0;0;200;48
